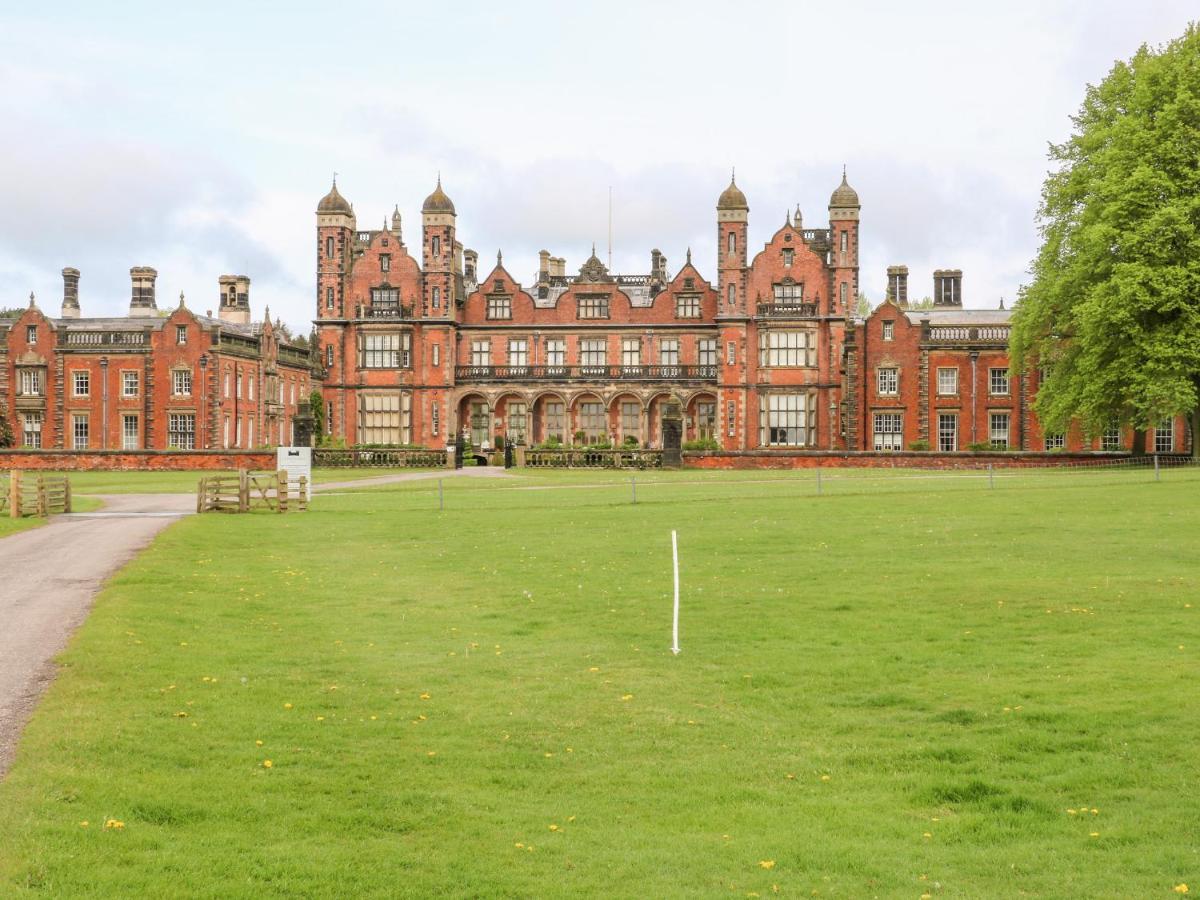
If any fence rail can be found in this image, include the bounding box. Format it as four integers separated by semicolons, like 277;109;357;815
525;448;663;469
314;448;445;468
5;471;71;517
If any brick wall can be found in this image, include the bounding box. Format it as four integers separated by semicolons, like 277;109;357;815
0;450;275;471
683;450;1128;469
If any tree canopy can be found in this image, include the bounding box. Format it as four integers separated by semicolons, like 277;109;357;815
1010;24;1200;451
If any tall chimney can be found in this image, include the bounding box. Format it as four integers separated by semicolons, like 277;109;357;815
933;269;963;306
218;274;251;325
538;250;550;279
464;249;478;284
61;267;80;318
886;265;909;306
129;266;158;315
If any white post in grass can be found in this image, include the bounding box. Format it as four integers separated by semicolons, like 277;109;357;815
670;530;681;655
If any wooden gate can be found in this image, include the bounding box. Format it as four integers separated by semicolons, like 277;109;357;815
197;470;308;514
5;471;72;518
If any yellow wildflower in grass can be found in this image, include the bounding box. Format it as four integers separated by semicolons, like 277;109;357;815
1067;809;1077;815
370;715;377;721
514;842;524;849
567;816;575;822
785;774;795;780
79;821;88;827
1173;884;1188;894
589;667;599;672
759;860;775;870
103;819;125;830
820;775;831;782
427;751;437;757
923;832;932;839
255;740;263;746
420;693;431;700
548;824;559;831
173;711;189;718
263;760;273;768
283;703;293;710
620;694;633;701
1089;832;1099;838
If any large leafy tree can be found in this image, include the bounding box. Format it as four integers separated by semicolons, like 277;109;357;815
1010;24;1200;456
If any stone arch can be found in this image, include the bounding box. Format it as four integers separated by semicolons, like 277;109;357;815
609;391;646;446
529;389;569;445
492;389;533;445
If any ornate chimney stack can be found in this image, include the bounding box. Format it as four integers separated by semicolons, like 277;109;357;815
61;267;81;318
218;274;251;324
886;265;909;306
933;269;963;307
129;266;158;316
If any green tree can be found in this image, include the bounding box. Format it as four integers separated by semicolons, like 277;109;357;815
854;292;872;318
309;389;325;444
1010;25;1200;457
0;402;14;448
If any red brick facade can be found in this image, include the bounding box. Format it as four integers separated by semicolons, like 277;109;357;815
0;270;317;452
314;173;1187;456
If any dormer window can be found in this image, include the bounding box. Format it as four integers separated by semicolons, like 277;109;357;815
487;295;512;319
882;321;894;341
26;325;36;344
782;249;794;267
380;254;391;273
177;325;187;345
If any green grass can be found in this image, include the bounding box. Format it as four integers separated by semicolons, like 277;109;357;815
25;468;431;495
1;466;1198;897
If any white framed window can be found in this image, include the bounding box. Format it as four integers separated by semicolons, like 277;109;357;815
168;413;195;450
782;248;794;267
545;339;566;372
380;254;390;273
544;402;564;442
122;415;139;450
727;284;735;307
759;331;814;367
937;413;958;452
989;367;1010;396
675;294;701;318
326;236;334;258
839;282;847;310
73;370;90;397
326;345;334;368
172;369;192;397
1155;419;1174;453
72;414;89;450
881;321;894;341
18;369;44;396
760;393;814;447
326;401;334;434
122;370;139;398
26;325;37;344
937;367;958;395
989;412;1010;449
621;338;641;370
621;401;640;438
507;339;528;368
773;283;804;302
840;230;848;252
1101;425;1122;451
697;401;716;440
578;295;609;319
432;405;440;437
325;287;334;310
580;339;606;372
431;236;440;258
727;232;736;255
726;341;736;365
876;367;899;395
487;295;511;319
873;412;903;451
371;287;399;308
176;324;187;345
248;376;254;401
1044;431;1065;450
21;411;43;448
578;401;605;443
362;333;406;368
432;286;441;309
698;339;717;369
659;338;679;370
507;402;527;443
358;393;411;445
432;344;440;366
470;340;490;367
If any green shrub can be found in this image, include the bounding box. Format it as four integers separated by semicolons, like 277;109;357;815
682;437;720;452
908;439;930;451
622;435;639;448
573;431;587;445
966;441;993;452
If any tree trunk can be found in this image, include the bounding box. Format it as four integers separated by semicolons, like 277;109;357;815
1132;428;1147;456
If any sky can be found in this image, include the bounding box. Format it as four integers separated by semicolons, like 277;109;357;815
1;1;1195;332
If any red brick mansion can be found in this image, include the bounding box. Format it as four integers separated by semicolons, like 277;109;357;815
314;175;1187;455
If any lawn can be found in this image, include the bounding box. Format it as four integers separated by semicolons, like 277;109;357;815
0;495;102;538
20;467;431;495
0;466;1197;897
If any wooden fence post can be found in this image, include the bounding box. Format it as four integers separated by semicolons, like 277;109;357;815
238;469;249;513
277;469;288;513
9;471;19;519
64;476;72;514
298;476;308;511
36;474;47;518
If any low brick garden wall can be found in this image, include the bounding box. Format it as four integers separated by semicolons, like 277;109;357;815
682;450;1131;469
0;450;276;471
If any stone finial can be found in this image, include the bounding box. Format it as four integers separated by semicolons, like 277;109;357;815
686;247;692;265
179;290;186;308
28;290;35;308
1000;297;1005;310
785;209;792;227
497;249;503;266
794;204;803;228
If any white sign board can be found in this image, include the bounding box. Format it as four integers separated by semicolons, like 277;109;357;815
276;446;312;500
